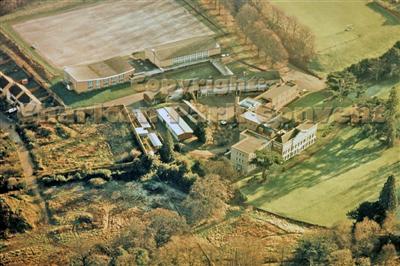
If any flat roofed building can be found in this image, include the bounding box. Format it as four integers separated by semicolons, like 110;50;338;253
145;36;221;68
156;107;193;141
133;109;151;129
231;130;271;173
64;56;135;93
0;71;42;116
256;81;299;111
148;132;162;149
239;97;261;111
273;121;317;161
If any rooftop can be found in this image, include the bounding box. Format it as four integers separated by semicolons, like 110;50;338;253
241;111;270;125
148;132;162;148
157;107;193;137
256;82;298;101
64;56;135;82
147;35;219;61
276;121;317;144
239;97;261;110
132;109;151;129
232;135;270;154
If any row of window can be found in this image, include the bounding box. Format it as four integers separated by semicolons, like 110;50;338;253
283;137;316;160
172;50;209;65
87;74;126;90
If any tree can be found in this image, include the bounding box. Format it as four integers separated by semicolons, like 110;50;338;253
193;122;207;143
327;71;362;101
235;4;259;43
347;201;385;223
328;249;354;266
191;160;206;177
375;244;398;266
154;235;214;265
248;20;288;62
293;231;339;265
159;131;174;163
222;236;264;266
386;116;397;147
353;218;381;257
250;149;282;182
379;175;398;213
183;174;230;224
144;208;188;248
386;87;399;147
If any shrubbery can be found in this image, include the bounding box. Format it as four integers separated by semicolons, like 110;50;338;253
39;155;154;186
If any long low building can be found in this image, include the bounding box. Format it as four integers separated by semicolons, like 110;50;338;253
156;107;193;141
64;56;135;93
256;81;299;111
145;36;221;68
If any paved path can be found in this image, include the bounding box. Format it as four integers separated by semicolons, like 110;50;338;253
0;113;49;224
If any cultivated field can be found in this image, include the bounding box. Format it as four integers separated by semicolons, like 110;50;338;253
238;126;400;227
12;0;214;68
271;0;400;74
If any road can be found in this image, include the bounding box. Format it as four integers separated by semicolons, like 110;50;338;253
0;113;49;224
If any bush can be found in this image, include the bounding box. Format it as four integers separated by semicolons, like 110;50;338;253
36;127;51;138
6;178;26;191
87;169;112;180
143;181;164;194
55;124;70;139
88;178;107;188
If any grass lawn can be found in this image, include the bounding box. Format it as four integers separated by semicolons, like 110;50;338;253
271;0;400;74
365;78;400;99
239;127;400;227
155;62;222;81
51;81;137;108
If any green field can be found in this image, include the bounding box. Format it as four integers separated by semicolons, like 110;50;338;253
271;0;400;74
52;81;137;108
239;127;400;227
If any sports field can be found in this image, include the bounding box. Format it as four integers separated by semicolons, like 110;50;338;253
271;0;400;73
239;127;400;227
12;0;213;68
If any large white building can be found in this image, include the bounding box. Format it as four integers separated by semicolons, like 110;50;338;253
156;107;193;141
273;122;318;161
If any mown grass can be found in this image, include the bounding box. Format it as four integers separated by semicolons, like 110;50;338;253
271;0;400;74
239;126;400;227
51;81;136;108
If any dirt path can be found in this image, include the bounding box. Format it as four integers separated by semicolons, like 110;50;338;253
0;113;49;224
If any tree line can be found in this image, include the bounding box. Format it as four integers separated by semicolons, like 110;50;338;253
327;42;400;148
0;0;29;16
223;0;316;67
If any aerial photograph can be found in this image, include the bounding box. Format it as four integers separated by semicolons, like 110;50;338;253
0;0;399;265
